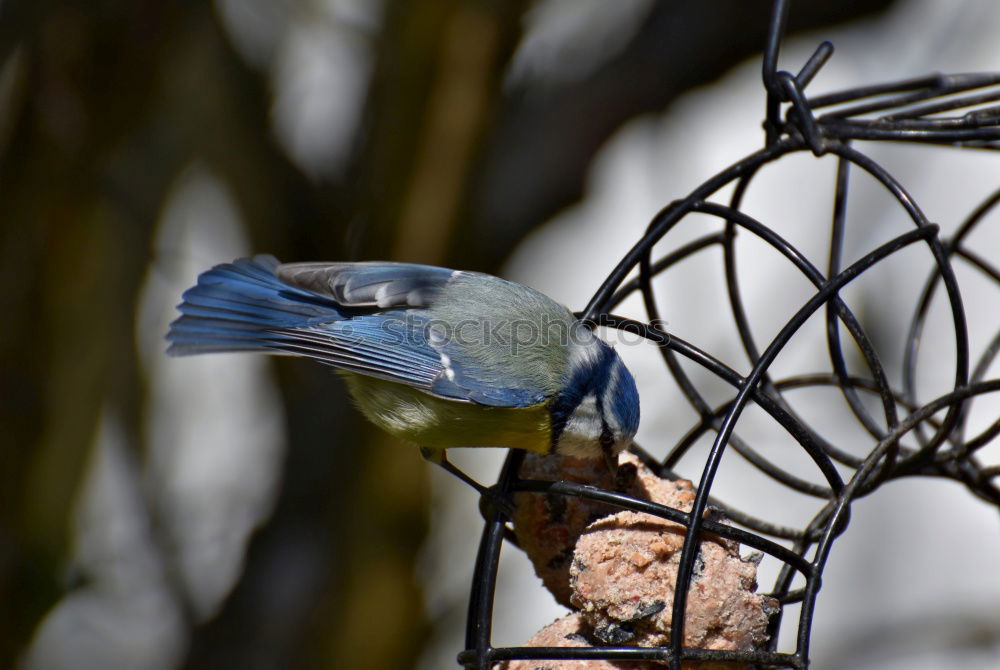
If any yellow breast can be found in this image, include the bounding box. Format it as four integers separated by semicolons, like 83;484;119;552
341;372;552;454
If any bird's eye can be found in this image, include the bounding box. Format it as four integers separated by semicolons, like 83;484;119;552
599;423;615;451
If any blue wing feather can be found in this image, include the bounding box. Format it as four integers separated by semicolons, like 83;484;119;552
431;373;546;407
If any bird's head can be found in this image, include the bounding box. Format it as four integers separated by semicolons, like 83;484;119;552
549;331;640;466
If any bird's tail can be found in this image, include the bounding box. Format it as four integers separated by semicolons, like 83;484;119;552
166;255;344;357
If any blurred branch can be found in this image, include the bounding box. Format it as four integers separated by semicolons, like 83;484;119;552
353;0;529;268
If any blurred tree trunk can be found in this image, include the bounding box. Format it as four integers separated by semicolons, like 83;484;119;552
0;1;418;668
0;2;186;660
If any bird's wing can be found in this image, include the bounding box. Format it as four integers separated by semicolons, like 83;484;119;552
276;262;550;407
276;261;456;309
427;354;549;407
423;270;577;407
267;314;546;408
266;315;446;389
170;257;546;408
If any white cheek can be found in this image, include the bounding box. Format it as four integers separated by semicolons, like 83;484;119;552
600;364;622;435
556;394;603;458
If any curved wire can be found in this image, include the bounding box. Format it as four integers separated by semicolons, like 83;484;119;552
462;4;1000;666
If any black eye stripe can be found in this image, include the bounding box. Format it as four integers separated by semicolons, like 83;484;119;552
596;379;612;442
599;418;615;464
599;421;614;449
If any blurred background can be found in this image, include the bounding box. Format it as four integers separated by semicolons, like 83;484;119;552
2;0;999;669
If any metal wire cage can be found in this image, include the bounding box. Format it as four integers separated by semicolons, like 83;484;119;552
456;1;1000;668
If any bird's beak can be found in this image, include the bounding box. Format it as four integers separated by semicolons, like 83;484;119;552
602;447;619;475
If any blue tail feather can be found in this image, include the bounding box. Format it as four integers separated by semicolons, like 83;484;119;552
166;255;346;357
166;255;446;392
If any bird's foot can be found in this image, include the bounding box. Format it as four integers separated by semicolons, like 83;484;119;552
420;447;515;519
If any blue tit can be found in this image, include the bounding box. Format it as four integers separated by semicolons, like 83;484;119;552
166;255;639;474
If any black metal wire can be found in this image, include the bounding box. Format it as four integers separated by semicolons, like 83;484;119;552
457;0;1000;666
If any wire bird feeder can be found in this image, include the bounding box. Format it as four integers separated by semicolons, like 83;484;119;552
454;1;1000;668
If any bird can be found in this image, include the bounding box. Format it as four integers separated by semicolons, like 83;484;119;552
166;255;640;485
